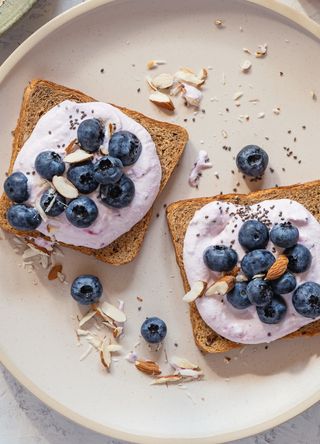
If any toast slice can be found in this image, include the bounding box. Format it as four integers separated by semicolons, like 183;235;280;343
0;79;188;265
167;180;320;353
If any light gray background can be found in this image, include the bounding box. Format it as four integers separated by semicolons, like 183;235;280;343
1;1;320;443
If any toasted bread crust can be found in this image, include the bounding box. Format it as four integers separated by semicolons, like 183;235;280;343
0;79;188;265
166;180;320;352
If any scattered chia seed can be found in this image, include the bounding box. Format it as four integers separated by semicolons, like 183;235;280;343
294;137;297;142
265;136;269;141
267;332;271;337
205;215;209;219
196;233;200;237
32;171;36;175
202;109;206;114
183;118;188;122
192;118;196;122
282;167;285;172
288;130;291;134
156;213;160;218
26;171;30;175
265;345;269;350
48;131;52;135
163;204;167;208
269;167;274;173
174;343;178;347
100;68;104;73
233;188;237;192
226;108;229;112
231;170;235;174
137;88;141;93
91;110;94;113
280;72;284;76
302;125;306;130
138;307;142;311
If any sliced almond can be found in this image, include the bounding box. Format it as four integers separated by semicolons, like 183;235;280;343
65;139;77;154
253;273;266;279
174;69;204;87
265;255;288;281
107;344;122;353
113;326;123;338
149;91;175;111
79;309;96;328
221;129;228;139
177;368;203;378
170;82;184;96
233;91;243;101
243;47;252;54
100;340;111;369
241;60;252;72
255;43;268;58
147;59;167;70
35;198;48;223
52;175;79;199
169;356;199;370
151;374;182;385
64;149;93;164
152;73;174;89
76;328;90;337
198;68;208;81
206;275;235;296
100;301;126;323
48;264;62;281
215;19;224;27
183;280;207;303
257;112;265;119
135;360;161;376
146;75;157;90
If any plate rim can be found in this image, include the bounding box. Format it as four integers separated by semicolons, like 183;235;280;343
1;0;320;442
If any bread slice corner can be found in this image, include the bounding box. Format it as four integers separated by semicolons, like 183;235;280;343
0;79;188;265
166;180;320;353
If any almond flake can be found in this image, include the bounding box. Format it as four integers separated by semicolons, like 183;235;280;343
253;274;266;279
221;130;228;139
35;198;48;222
243;48;252;54
183;280;207;303
257;112;265;119
147;59;166;70
48;264;62;280
181;83;203;108
78;309;96;328
152;73;174;89
52;175;79;199
100;340;111;369
145;75;157;90
149;91;175;111
241;60;252;72
233;91;243;101
198;68;208;81
215;19;224;27
174;69;204;87
65;139;77;154
169;356;199;370
255;43;268;58
206;275;235;296
76;328;90;337
177;368;203;378
100;301;126;323
311;91;317;101
135;360;161;376
64;149;93;164
151;374;182;385
113;326;123;338
107;344;122;353
170;82;183;96
88;335;103;350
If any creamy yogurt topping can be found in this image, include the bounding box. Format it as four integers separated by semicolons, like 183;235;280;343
183;199;320;344
13;100;162;249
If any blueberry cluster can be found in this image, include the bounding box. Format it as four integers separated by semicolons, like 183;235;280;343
203;220;320;324
4;119;142;231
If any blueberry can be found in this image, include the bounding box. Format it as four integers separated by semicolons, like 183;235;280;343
271;272;297;294
140;317;167;344
292;282;320;318
284;244;312;273
203;245;238;272
236;145;269;177
7;204;42;231
77;119;104;153
66;197;98;228
94;156;123;185
270;222;299;248
226;282;252;309
40;189;66;217
238;220;269;251
100;174;135;208
241;249;275;279
67;162;98;194
256;295;287;324
4;172;29;203
71;275;103;305
108;131;142;166
35;151;65;180
247;278;273;306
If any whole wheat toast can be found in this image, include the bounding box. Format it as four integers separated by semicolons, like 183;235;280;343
166;180;320;353
0;79;188;265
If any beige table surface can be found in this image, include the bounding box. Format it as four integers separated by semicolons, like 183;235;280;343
1;1;320;443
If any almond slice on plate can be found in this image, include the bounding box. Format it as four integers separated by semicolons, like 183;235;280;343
265;255;288;280
52;175;79;199
100;301;126;323
206;275;235;296
147;59;167;69
106;344;122;353
135;360;161;376
182;280;207;303
145;75;157;90
151;374;182;385
100;340;111;369
241;60;252;72
149;91;175;111
78;309;96;327
169;356;199;370
64;149;93;163
152;73;174;89
65;139;77;154
48;264;62;281
174;69;204;87
197;68;208;81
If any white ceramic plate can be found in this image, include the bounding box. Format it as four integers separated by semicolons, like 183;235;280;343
0;0;37;36
1;1;320;443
